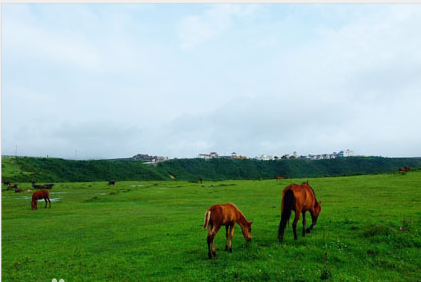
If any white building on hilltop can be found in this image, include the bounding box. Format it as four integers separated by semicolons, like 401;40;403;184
256;154;273;161
338;149;354;157
198;152;219;159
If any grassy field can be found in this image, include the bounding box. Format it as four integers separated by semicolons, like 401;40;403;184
2;172;421;282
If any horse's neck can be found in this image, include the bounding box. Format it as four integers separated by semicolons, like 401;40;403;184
236;212;248;228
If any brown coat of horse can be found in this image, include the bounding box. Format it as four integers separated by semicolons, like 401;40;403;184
278;181;321;243
276;176;284;181
203;203;253;259
31;190;51;210
399;166;410;172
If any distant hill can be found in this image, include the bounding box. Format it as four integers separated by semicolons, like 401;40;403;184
2;156;421;183
155;157;421;181
1;157;168;183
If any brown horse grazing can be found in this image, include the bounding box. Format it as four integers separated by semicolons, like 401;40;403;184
203;203;253;259
278;181;321;243
399;166;410;172
31;190;51;210
276;176;284;181
15;188;24;193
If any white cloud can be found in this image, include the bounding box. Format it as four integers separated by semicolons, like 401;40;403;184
2;4;421;159
3;10;101;71
177;4;261;50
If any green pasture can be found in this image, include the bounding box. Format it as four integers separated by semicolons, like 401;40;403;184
2;172;421;282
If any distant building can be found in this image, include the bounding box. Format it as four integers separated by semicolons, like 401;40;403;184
282;151;298;159
232;155;248;160
228;151;247;159
338;149;354;157
219;155;233;159
210;152;219;158
198;154;211;159
256;154;273;161
133;154;168;163
198;152;219;159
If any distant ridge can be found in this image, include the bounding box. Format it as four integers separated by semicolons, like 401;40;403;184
2;156;421;183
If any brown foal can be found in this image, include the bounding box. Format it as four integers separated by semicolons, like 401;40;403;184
203;203;253;259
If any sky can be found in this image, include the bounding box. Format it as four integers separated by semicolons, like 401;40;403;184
1;4;421;159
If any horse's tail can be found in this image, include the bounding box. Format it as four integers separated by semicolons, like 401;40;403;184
203;210;211;229
278;189;295;243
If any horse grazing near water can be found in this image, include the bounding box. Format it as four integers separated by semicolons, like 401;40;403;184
31;190;51;210
203;203;253;259
278;181;321;243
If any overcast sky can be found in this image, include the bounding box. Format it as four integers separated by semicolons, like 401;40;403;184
2;4;421;159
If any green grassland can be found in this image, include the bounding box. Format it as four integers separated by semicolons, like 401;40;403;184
2;172;421;282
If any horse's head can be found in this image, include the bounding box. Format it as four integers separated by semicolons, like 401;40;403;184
313;201;322;224
31;200;36;210
241;221;253;241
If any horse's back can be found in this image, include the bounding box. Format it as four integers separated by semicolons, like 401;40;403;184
32;189;49;199
282;184;315;211
208;203;238;225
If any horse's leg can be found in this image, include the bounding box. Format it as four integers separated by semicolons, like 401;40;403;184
225;225;229;251
207;224;213;259
228;223;235;252
306;222;314;233
278;216;289;243
211;224;221;258
48;197;51;208
292;210;301;240
302;211;306;237
44;198;48;208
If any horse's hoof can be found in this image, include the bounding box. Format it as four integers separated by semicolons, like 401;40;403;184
229;248;232;253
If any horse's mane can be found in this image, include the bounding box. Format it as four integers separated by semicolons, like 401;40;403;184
302;181;317;201
309;186;317;201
